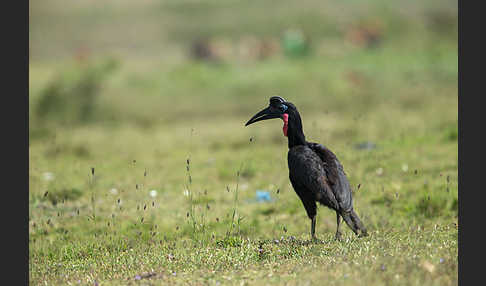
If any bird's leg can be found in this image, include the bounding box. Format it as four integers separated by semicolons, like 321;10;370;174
311;216;316;240
335;211;342;241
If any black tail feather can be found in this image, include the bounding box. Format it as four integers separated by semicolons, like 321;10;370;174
341;209;368;237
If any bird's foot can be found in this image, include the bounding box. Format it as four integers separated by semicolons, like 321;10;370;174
311;236;323;244
334;231;342;241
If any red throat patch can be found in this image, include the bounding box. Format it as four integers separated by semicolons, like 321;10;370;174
282;114;289;137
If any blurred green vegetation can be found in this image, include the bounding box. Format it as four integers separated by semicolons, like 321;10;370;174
29;0;457;285
29;0;457;130
33;58;119;127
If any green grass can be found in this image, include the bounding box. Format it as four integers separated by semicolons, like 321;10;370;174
29;0;457;285
28;94;458;284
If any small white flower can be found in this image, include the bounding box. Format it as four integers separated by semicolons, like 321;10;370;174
109;188;118;195
149;190;158;198
376;168;384;176
401;164;409;172
42;172;55;181
183;189;190;197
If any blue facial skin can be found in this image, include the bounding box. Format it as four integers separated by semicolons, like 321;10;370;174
281;104;288;112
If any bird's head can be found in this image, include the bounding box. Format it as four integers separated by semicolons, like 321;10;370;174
245;96;293;136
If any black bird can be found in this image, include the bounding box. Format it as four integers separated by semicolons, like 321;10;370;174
245;96;368;240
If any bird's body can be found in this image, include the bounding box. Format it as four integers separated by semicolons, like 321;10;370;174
246;96;367;239
288;144;347;214
288;142;367;239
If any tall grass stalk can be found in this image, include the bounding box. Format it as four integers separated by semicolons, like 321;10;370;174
228;166;244;236
185;157;197;236
185;128;201;239
226;136;255;237
88;167;96;225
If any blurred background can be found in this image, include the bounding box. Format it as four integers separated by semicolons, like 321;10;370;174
29;0;457;132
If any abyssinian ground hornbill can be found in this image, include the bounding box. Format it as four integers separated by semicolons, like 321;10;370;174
245;96;368;240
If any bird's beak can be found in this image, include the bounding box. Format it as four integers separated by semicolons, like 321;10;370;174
245;106;281;126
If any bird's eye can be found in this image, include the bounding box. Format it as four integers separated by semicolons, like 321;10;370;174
280;104;288;112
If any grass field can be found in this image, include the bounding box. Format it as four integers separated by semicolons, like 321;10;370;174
29;0;457;285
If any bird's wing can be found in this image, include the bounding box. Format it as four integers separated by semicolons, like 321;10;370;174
307;142;353;212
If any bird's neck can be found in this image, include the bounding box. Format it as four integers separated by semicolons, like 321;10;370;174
286;110;306;149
